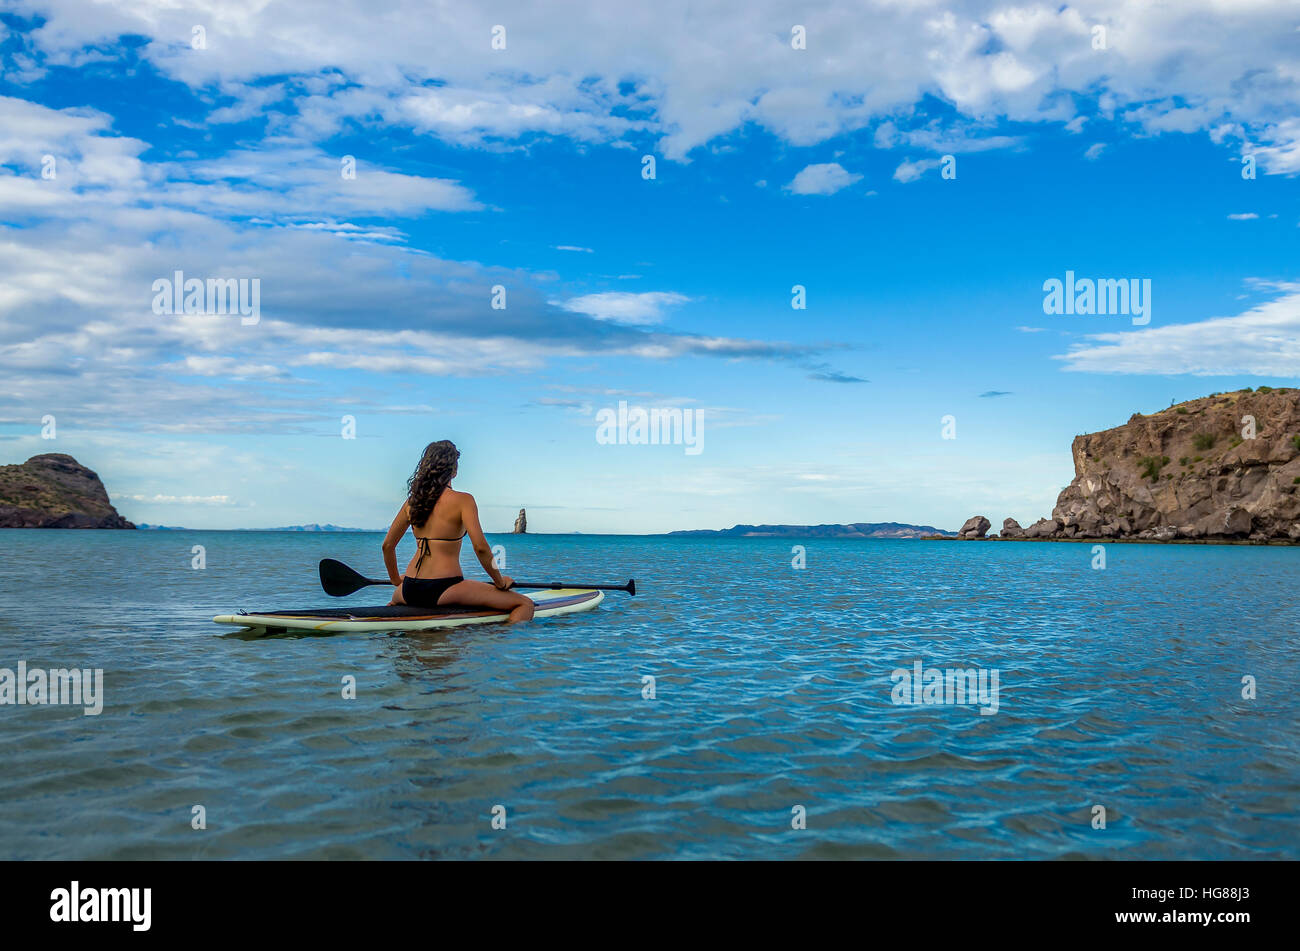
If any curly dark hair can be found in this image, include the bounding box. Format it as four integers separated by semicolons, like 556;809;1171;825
407;440;460;526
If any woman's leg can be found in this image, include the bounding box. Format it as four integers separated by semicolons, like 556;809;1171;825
438;579;535;623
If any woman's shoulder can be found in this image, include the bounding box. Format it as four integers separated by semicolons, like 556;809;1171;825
443;487;475;506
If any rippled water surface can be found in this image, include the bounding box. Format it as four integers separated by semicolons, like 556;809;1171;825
1;529;1297;859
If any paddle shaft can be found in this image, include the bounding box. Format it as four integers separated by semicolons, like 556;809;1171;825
344;576;630;592
511;581;635;593
319;559;634;596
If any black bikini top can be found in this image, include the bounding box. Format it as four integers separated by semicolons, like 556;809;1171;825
412;529;466;572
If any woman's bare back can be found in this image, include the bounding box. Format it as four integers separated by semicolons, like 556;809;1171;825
405;489;467;578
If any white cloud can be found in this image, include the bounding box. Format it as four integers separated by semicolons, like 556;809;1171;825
0;99;823;434
1227;213;1259;220
1084;142;1106;160
785;162;863;196
393;81;644;148
893;158;941;183
206;83;288;125
286;220;408;242
5;1;1299;166
172;147;483;215
555;291;690;325
874;119;1019;153
1055;285;1300;376
160;356;294;381
0;97;482;218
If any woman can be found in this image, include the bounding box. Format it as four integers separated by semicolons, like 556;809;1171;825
382;440;535;623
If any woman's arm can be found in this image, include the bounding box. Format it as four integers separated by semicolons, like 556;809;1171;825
381;502;410;586
462;494;512;589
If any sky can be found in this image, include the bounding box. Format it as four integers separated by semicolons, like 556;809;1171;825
0;0;1298;533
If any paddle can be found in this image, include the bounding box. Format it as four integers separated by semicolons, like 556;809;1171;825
319;558;636;598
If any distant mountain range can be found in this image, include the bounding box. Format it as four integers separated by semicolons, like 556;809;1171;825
668;522;956;538
255;524;374;532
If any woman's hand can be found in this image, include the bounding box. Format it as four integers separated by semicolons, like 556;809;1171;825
494;575;514;591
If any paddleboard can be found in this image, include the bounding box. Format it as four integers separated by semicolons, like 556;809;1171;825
214;588;604;634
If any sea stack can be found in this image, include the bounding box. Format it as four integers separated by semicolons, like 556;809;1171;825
0;453;135;528
958;515;991;539
513;508;527;534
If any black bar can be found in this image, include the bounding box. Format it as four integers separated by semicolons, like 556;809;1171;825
5;860;1285;938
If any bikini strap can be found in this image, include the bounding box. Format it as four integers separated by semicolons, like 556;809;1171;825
412;535;432;572
415;531;465;542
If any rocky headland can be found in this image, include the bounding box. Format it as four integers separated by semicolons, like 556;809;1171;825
0;454;135;529
948;388;1300;544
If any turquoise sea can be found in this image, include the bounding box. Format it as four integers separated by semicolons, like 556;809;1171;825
0;529;1297;860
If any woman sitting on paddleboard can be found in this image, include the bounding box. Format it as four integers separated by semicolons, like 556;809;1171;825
382;440;535;623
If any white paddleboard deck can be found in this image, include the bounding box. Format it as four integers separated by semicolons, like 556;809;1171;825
214;588;604;633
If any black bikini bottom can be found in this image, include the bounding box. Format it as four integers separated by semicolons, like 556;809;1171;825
402;575;464;607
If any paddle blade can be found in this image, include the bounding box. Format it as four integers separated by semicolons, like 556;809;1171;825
627;578;636;597
320;558;375;597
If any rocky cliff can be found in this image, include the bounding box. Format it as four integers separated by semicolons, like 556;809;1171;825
0;454;135;529
513;508;527;534
1031;389;1300;542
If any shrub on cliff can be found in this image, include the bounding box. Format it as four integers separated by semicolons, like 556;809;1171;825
1138;455;1170;481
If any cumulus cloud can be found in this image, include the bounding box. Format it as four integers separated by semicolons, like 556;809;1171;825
786;162;863;196
2;1;1298;166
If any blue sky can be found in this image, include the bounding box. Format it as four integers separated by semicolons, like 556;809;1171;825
1;2;1298;532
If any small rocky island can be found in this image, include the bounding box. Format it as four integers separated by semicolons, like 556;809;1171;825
950;388;1300;543
513;508;527;534
0;453;135;529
